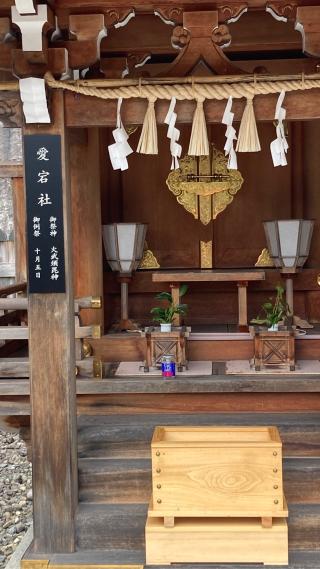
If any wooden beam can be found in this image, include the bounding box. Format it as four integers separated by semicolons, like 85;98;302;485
70;128;104;328
0;325;94;340
0;163;24;177
12;177;27;283
24;90;78;553
64;88;320;127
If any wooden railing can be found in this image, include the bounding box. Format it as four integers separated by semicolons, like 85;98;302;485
0;289;103;377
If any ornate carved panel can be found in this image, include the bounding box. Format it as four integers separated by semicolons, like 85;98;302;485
0;94;22;128
166;145;244;226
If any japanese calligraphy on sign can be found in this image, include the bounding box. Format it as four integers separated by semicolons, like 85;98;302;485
24;134;66;293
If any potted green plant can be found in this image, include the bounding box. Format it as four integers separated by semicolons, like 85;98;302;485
150;284;188;332
251;284;290;331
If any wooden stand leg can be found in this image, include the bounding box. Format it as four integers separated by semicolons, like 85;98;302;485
164;516;175;528
237;281;248;332
170;283;180;326
261;517;273;528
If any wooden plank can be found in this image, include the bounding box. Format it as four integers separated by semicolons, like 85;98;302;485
76;502;319;554
25;90;78;553
152;270;265;282
0;263;15;277
0;357;94;379
65;90;320;127
89;335;320;362
76;412;320;460
0;282;26;296
0;163;23;178
76;392;320;415
12;177;27;283
78;457;320;506
0;296;101;310
70;128;104;328
145;516;288;565
0;325;92;339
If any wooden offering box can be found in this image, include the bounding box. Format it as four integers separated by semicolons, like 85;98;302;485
145;517;288;566
150;426;288;526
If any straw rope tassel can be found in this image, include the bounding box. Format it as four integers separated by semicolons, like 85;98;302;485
188;99;209;156
236;98;261;152
137;98;158;154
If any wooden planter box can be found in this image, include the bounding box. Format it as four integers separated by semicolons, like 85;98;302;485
145;517;288;565
149;426;288;526
254;329;295;371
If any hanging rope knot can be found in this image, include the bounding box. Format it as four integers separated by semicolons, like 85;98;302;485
236;97;261;153
188;96;209;156
136;96;158;154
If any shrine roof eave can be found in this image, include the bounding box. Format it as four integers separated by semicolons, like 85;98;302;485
2;0;320;16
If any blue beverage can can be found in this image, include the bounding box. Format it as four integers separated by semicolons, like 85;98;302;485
161;356;176;378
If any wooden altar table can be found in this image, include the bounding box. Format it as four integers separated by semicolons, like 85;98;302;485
152;270;266;331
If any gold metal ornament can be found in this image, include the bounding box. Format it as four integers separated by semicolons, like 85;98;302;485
91;296;102;309
139;241;160;269
93;359;103;379
166;144;244;225
200;240;213;268
255;248;274;267
82;339;93;358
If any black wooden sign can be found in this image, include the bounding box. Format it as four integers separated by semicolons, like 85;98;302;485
24;134;66;293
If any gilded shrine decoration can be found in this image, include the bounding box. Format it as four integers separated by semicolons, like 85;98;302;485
166;145;244;225
200;241;213;269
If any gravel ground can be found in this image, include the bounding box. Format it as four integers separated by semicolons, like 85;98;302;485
0;430;32;569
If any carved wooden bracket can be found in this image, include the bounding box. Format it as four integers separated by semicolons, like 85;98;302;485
104;7;135;28
154;6;183;25
100;56;127;78
295;6;320;57
12;47;68;78
160;10;244;76
266;2;297;22
66;14;107;69
59;9;134;71
217;3;248;23
0;18;15;43
155;4;247;25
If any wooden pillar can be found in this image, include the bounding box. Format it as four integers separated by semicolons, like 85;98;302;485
170;283;180;326
24;90;78;553
237;281;248;331
12;177;27;283
70;128;104;328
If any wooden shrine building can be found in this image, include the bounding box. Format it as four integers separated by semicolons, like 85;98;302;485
1;1;320;567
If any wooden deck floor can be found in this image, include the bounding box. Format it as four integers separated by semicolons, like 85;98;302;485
23;411;320;568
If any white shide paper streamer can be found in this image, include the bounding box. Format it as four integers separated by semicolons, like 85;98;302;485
222;96;237;170
108;98;133;171
19;77;50;123
15;0;36;14
270;90;289;167
164;97;182;169
11;4;48;51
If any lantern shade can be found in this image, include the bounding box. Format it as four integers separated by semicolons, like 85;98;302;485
263;220;314;269
102;223;147;274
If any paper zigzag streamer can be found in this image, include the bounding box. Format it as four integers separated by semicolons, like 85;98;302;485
19;77;50;123
270;90;289;167
108;98;133;171
164;97;182;169
222;96;237;170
